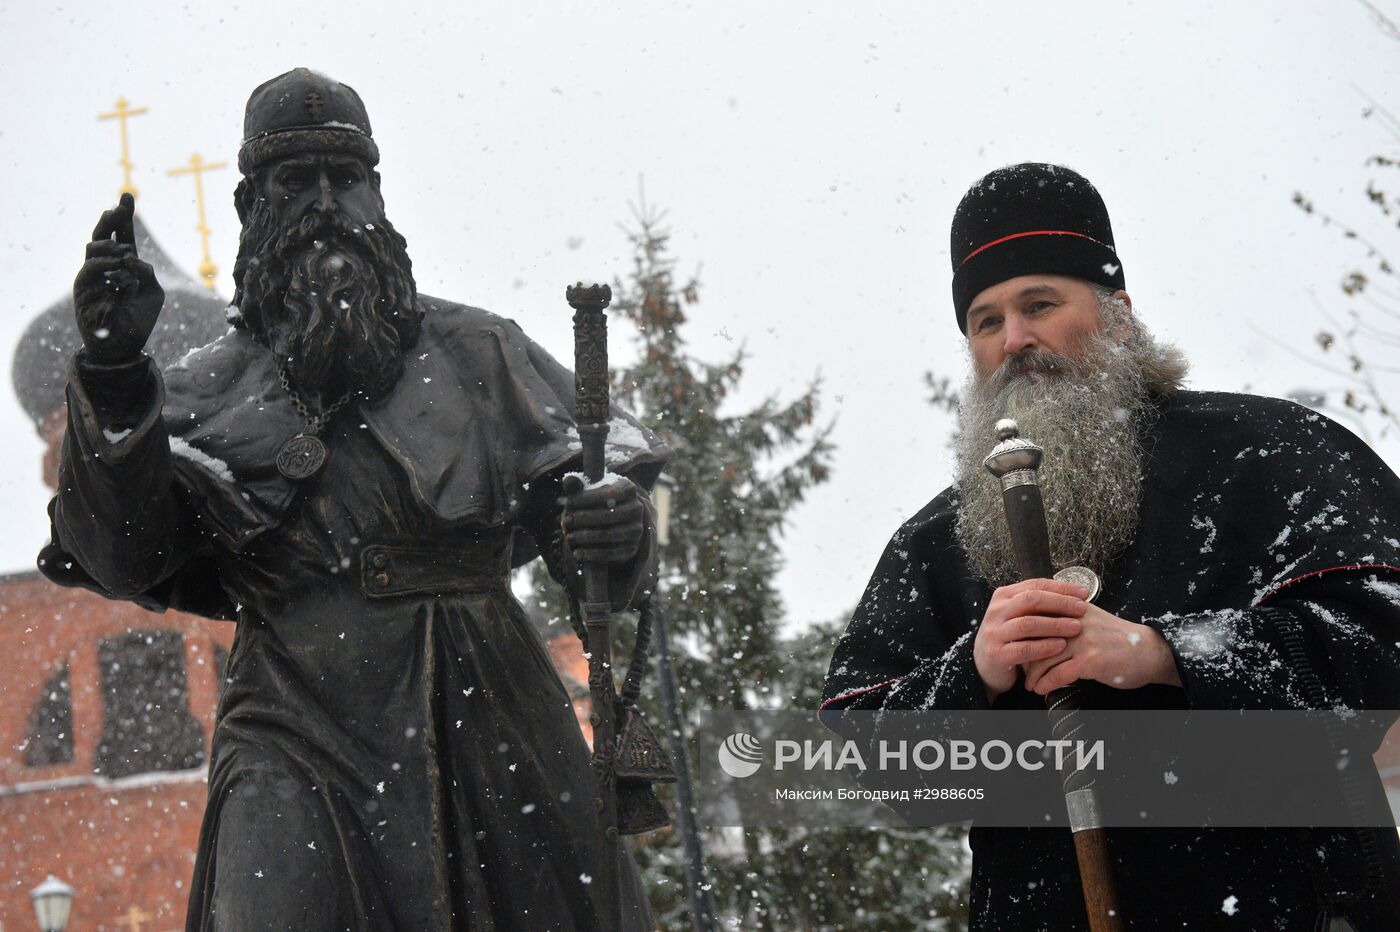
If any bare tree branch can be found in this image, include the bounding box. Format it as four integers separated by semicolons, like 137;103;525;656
1357;0;1400;46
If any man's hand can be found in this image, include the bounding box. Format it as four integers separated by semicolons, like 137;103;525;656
974;578;1088;701
560;474;646;568
1022;603;1183;696
73;193;164;365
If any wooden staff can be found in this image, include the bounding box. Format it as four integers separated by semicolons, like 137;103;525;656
984;418;1124;932
566;281;621;930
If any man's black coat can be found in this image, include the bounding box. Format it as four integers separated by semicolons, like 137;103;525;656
823;390;1400;930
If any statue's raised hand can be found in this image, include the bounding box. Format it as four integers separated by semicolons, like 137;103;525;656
73;193;164;365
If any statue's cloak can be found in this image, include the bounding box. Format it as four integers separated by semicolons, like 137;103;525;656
42;298;667;931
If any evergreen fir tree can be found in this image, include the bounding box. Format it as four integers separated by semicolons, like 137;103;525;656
528;202;970;929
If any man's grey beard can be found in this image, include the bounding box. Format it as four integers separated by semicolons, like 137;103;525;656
231;199;421;403
953;303;1188;589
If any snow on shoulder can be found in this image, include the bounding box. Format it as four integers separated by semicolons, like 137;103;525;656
169;436;235;483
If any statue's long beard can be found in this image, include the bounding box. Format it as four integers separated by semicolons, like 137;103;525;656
953;328;1156;589
232;204;421;402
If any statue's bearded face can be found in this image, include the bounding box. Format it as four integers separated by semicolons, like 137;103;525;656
231;153;421;403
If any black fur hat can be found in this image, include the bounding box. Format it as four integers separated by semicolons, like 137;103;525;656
950;163;1125;333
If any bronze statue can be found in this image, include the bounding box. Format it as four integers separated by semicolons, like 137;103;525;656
42;69;666;931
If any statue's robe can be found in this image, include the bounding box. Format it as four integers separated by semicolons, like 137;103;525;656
41;299;668;931
822;391;1400;930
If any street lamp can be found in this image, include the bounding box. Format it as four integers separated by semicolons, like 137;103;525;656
650;476;719;932
30;875;74;932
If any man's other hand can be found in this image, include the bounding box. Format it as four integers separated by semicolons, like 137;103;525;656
974;578;1088;702
560;474;646;568
73;193;164;365
1021;604;1183;696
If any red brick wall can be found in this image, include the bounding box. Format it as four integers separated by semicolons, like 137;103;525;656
0;572;232;931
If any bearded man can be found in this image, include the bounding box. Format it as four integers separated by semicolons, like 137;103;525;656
41;69;663;930
822;164;1400;930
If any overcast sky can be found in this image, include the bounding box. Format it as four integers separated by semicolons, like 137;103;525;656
3;1;1398;630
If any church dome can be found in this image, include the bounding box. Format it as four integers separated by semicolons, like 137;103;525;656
12;216;230;430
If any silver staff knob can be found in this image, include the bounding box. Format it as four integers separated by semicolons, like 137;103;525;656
983;417;1044;480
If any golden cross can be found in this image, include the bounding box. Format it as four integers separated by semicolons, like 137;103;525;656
167;153;228;289
113;904;155;932
97;97;149;197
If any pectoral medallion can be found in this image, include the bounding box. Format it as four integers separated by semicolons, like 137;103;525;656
277;434;328;480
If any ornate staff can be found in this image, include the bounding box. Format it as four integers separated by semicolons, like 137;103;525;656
983;418;1123;932
565;281;622;929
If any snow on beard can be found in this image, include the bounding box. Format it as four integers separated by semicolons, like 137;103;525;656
232;200;421;402
953;325;1152;590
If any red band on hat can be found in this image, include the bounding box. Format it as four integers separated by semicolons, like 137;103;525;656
960;229;1112;266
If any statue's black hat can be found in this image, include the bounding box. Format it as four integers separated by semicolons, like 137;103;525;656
238;68;379;175
950;163;1125;333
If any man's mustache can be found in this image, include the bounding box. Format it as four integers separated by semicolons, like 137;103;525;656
278;208;375;256
983;348;1083;393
